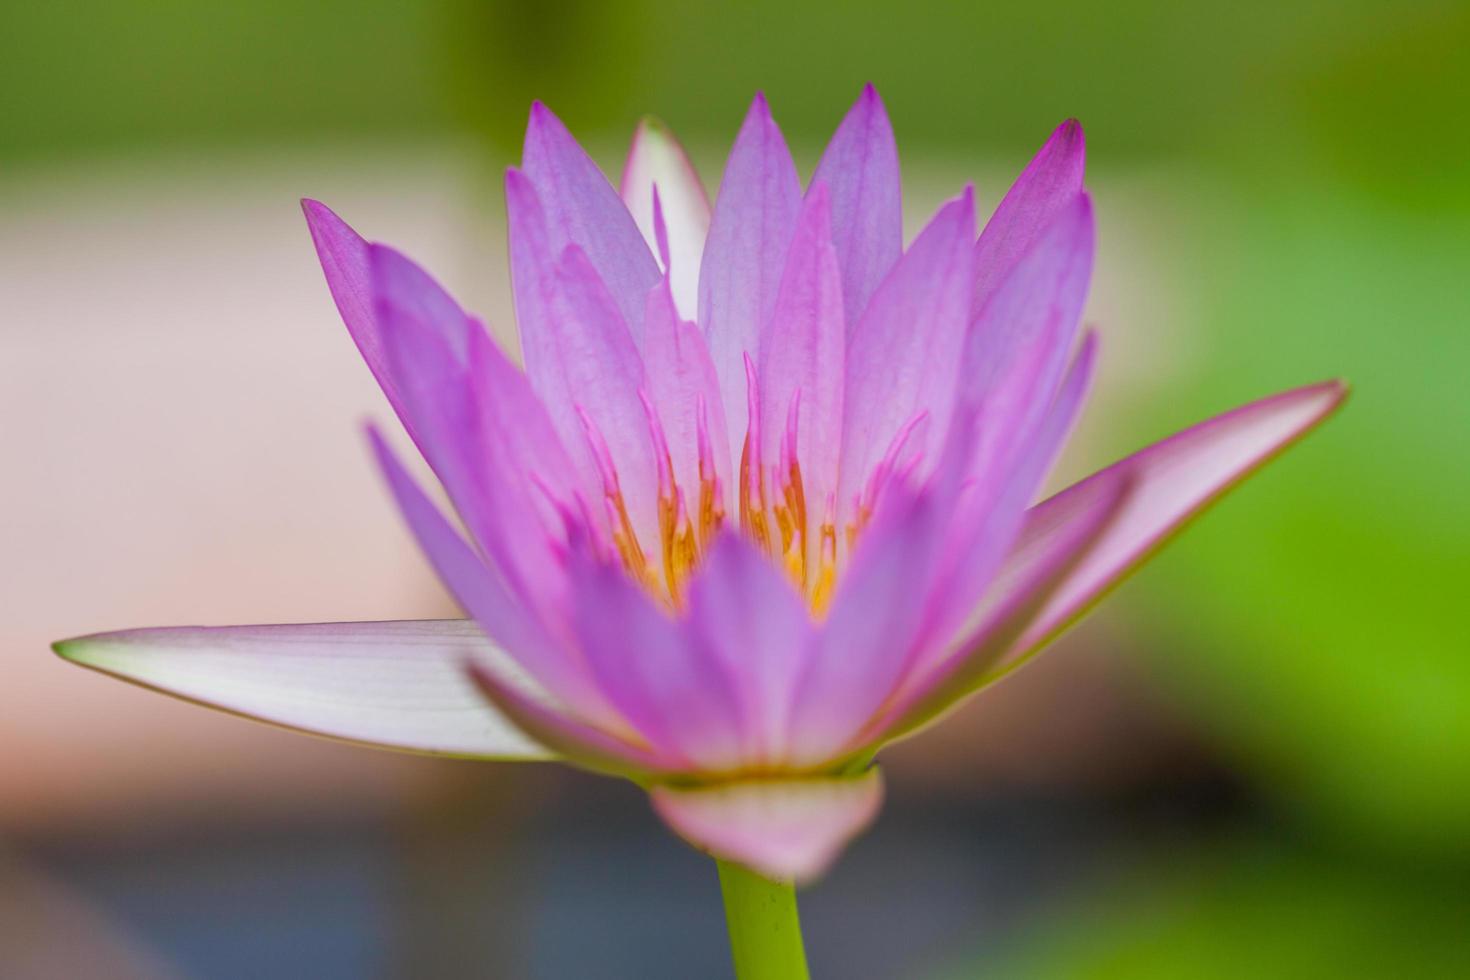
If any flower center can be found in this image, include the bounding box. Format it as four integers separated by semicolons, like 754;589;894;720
574;361;914;617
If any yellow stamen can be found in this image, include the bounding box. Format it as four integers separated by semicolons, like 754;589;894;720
810;520;838;616
739;433;772;556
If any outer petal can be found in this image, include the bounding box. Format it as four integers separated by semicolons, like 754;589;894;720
54;620;553;760
1009;380;1350;658
620;118;711;320
972;119;1086;317
700;94;803;460
869;379;1346;748
522;102;661;344
758;182;845;528
567;553;745;772
302;200;462;457
837;187;974;525
684;532;813;766
650;770;884;883
810;83;902;327
644;279;733;515
929;332;1100;650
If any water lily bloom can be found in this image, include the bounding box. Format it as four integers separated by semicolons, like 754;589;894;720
55;87;1343;887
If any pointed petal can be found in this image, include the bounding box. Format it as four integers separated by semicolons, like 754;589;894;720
972;119;1086;316
54;620;554;759
550;246;662;546
1009;380;1350;659
700;94;803;459
462;327;584;601
522;102;661;344
644;279;733;514
930;332;1100;646
811;84;902;326
566;553;745;772
759;182;846;521
621;118;710;320
506;170;659;544
838;187;974;524
958;193;1095;438
301;200;463;456
684;532;813;766
650;770;884;882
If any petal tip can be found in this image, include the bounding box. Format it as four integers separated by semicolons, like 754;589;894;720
1052;118;1086;159
1292;378;1351;427
300;198;360;245
51;635;90;664
634;114;667;136
746;90;773;122
1320;377;1351;403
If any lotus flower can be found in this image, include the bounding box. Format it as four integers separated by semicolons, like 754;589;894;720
55;87;1343;885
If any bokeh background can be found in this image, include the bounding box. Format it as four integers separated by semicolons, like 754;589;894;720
3;1;1466;977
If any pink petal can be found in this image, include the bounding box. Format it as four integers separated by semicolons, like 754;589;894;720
958;193;1095;439
54;620;554;759
972;119;1086;317
565;552;745;772
650;770;884;882
810;83;903;327
620;118;711;320
1009;380;1350;659
551;247;663;547
522;102;661;344
368;427;615;728
644;279;733;516
700;94;803;462
462;327;585;600
929;333;1100;649
506;171;660;545
758;182;845;526
301;200;455;457
683;532;813;766
837;187;975;526
785;485;945;767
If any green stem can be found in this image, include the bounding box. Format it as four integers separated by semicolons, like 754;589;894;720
717;859;810;979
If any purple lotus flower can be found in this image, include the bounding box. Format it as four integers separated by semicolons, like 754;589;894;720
55;88;1343;883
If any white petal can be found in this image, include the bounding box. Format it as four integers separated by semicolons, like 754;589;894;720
55;619;554;759
620;118;710;320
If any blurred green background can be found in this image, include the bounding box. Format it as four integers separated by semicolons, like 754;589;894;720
3;1;1466;977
